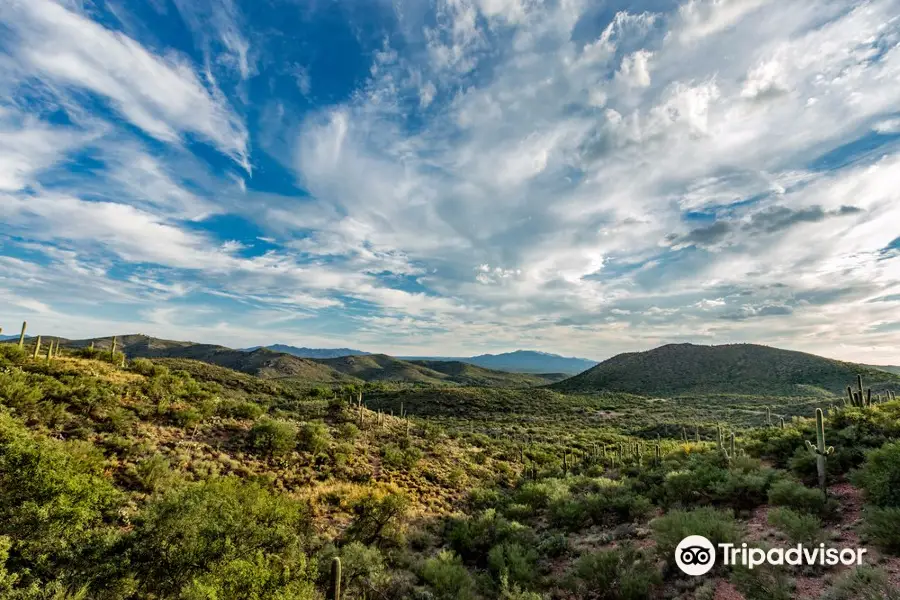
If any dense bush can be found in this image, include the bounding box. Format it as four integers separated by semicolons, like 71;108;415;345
420;550;477;600
851;441;900;508
249;418;298;457
128;476;314;597
448;509;536;569
767;479;837;518
567;544;661;599
0;412;123;592
821;566;900;600
651;507;740;570
860;507;900;554
767;507;823;544
548;481;652;531
344;491;410;548
297;421;331;455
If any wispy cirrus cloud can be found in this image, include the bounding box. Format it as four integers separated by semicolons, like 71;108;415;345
1;0;899;363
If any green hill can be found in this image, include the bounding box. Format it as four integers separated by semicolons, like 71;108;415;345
60;336;556;388
551;343;900;396
65;334;358;385
316;354;557;387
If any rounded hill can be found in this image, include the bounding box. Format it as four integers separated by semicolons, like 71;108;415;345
550;343;900;396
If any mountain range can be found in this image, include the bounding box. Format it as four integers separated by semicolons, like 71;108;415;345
51;335;565;388
247;344;597;374
6;333;900;396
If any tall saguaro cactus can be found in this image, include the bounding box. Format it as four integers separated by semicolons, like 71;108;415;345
329;557;342;600
32;335;42;359
717;425;734;461
17;321;27;348
805;408;834;495
846;375;873;408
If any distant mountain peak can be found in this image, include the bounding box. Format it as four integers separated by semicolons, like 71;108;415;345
242;344;369;359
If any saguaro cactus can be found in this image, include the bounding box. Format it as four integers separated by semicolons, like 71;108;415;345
695;424;700;443
17;321;27;348
111;336;118;359
717;425;734;461
805;408;834;495
780;417;785;429
329;557;342;600
846;375;873;408
766;407;772;427
32;335;42;359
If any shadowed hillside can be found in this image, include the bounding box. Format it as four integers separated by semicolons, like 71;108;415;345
64;334;358;385
317;354;561;386
60;335;558;388
551;343;900;396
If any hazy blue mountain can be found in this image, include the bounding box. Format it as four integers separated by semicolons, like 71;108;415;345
463;350;598;374
400;350;598;374
242;344;369;359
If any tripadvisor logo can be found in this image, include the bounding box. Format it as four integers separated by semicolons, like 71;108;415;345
675;536;867;576
676;536;716;576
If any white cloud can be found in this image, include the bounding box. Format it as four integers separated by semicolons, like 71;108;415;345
617;50;654;88
3;0;900;363
0;106;99;191
1;0;250;169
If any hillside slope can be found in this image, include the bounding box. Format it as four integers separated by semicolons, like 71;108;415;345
65;334;358;385
551;343;900;396
315;354;559;386
244;344;369;358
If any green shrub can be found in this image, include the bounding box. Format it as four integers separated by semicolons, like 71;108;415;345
180;552;316;600
549;486;652;531
468;487;504;511
730;547;794;600
651;507;740;568
421;550;476;600
134;454;175;493
767;479;836;518
0;413;122;590
249;418;297;457
219;399;265;420
344;491;409;548
851;441;900;508
487;542;538;588
381;442;422;470
513;479;570;511
860;507;900;554
821;566;900;600
567;543;661;599
337;422;360;441
318;541;388;598
297;422;330;455
448;510;536;568
766;507;823;544
128;476;313;597
129;359;168;378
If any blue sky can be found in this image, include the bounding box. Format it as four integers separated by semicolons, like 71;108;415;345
1;0;899;362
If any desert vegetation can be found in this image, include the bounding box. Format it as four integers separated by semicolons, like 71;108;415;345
2;324;900;599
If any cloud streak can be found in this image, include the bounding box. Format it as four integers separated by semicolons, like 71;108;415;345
1;0;899;363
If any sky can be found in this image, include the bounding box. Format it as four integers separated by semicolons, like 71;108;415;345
1;0;899;363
